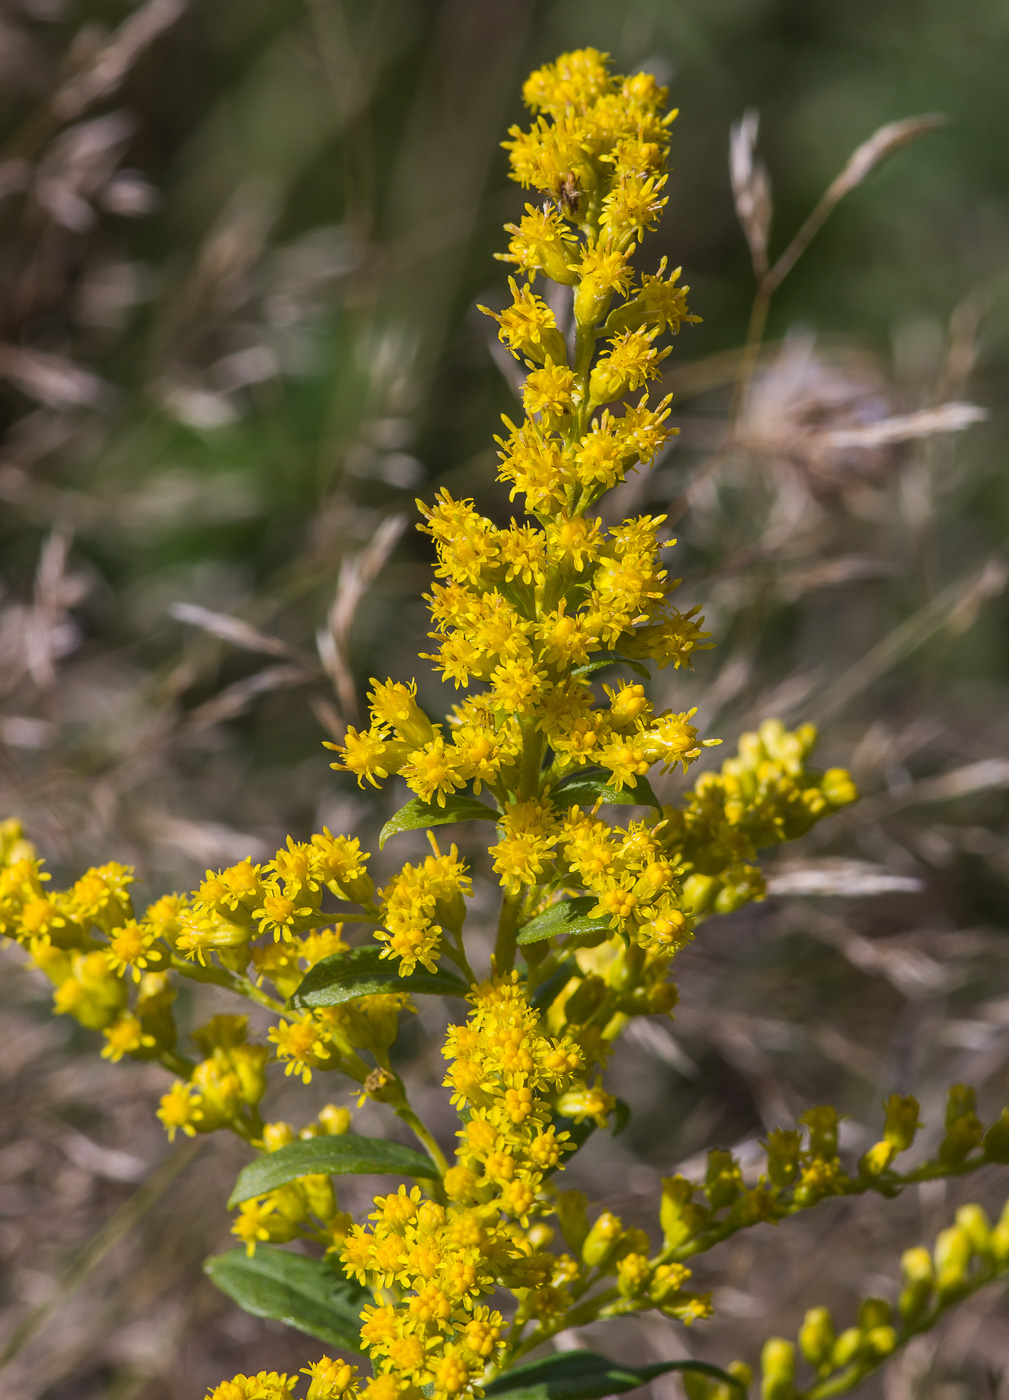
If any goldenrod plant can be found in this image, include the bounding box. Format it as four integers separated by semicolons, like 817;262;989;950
2;47;1007;1400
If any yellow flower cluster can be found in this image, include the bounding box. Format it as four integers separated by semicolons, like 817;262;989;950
337;980;583;1400
207;1357;358;1400
376;845;471;976
664;718;859;917
231;1107;353;1257
1;49;903;1400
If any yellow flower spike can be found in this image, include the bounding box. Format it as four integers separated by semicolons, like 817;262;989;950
11;49;891;1400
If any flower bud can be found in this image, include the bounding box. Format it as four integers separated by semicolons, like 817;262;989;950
863;1327;897;1359
830;1329;863;1368
992;1198;1009;1265
858;1140;896;1177
269;1183;312;1226
934;1224;972;1298
705;1149;743;1210
336;869;376;907
798;1306;836;1368
800;1105;840;1161
135;972;177;1053
300;1172;337;1222
857;1297;891;1331
682;873;718;916
955;1203;992;1259
899;1246;934;1322
647;981;679;1015
983;1108;1009;1163
660;1175;706;1250
724;1363;753;1399
939;1084;983;1163
616;1250;652;1298
554;1189;589;1252
263;1121;296;1151
581;1209;623;1268
681;1375;712;1400
760;1339;795;1400
763;1129;802;1190
883;1093;922;1152
317;1105;352;1136
230;1044;269;1105
648;1261;691;1304
821;768;858;807
556;1082;614;1127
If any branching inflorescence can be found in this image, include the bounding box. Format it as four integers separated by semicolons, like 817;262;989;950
3;46;1008;1400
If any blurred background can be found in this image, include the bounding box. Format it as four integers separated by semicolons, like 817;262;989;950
1;1;1009;1396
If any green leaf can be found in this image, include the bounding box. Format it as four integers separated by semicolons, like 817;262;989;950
517;897;612;946
484;1352;746;1400
289;945;468;1010
228;1134;439;1207
573;652;651;680
204;1246;367;1352
550;771;662;812
379;794;498;848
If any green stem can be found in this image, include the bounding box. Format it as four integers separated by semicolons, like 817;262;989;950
169;955;286;1015
658;1153;1001;1267
494;890;523;975
441;931;476;985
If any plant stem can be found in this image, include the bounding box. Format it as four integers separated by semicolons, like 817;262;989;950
170;955;286;1015
494;890;522;975
730;281;771;427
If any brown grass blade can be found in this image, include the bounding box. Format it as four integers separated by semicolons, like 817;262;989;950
765;114;948;293
729;109;772;280
169;602;307;662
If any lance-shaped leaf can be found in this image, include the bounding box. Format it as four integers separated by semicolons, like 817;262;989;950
379;794;498;848
289;944;468;1010
228;1134;439;1208
517;897;612;947
204;1246;367;1352
484;1351;746;1400
550;771;661;812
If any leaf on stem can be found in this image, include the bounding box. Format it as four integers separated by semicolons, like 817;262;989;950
204;1245;367;1352
517;897;612;946
550;771;661;812
228;1134;439;1207
289;944;468;1009
484;1351;747;1400
379;794;499;848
